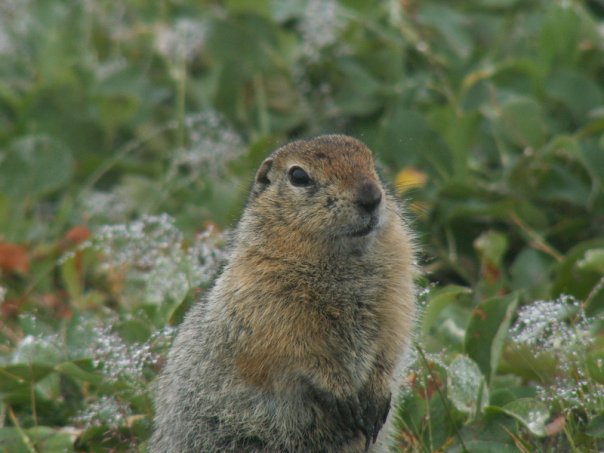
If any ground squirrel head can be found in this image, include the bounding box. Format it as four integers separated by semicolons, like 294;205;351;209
241;135;394;253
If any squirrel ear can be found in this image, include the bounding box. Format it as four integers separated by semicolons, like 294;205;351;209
255;158;273;187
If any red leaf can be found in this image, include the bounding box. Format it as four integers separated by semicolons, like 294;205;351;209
1;298;22;318
0;243;30;274
65;225;91;245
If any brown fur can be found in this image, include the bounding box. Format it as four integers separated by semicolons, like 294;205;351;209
151;135;417;452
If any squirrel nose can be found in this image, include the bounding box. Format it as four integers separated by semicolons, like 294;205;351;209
356;181;382;213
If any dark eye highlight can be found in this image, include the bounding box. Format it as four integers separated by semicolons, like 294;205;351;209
288;166;312;187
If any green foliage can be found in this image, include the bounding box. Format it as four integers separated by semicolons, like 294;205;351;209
1;0;603;451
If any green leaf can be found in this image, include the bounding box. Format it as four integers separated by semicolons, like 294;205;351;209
447;440;519;453
586;337;604;384
421;285;472;336
227;0;270;16
331;58;381;116
205;14;280;71
580;141;604;186
553;239;604;311
474;231;508;267
507;141;593;208
398;359;460;450
0;364;54;401
0;135;73;199
375;106;452;177
501;343;558;383
55;361;105;387
534;160;592;207
447;355;489;416
25;426;75;452
418;5;473;59
510;249;554;298
427;107;480;178
270;0;306;22
539;5;581;68
453;405;526;451
60;254;83;301
0;428;33;453
11;336;61;367
469;0;520;6
116;319;152;344
496;398;549;436
586;412;604;438
499;97;547;149
76;415;150;450
578;248;604;275
545;69;604;121
465;293;519;382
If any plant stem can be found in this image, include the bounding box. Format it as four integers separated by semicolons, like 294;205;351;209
176;59;187;150
8;406;37;453
415;344;469;453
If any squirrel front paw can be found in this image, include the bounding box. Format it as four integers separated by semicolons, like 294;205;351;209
358;391;391;451
309;386;391;450
309;387;361;440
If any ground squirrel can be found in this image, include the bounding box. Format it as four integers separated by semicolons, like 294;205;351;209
151;135;416;452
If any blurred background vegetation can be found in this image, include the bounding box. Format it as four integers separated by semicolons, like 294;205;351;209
1;0;604;451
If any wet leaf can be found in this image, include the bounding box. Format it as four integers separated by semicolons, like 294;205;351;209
55;361;105;387
421;285;472;336
11;335;62;367
447;440;519;453
0;364;54;396
497;398;550;436
465;294;519;381
447;355;489;416
553;239;604;311
586;339;604;384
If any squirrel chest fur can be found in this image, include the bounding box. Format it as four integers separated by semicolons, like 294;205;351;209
151;135;416;453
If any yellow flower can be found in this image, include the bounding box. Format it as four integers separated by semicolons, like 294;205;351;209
394;167;428;194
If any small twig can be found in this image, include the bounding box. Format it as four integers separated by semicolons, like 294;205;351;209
79;122;176;196
509;212;564;262
583;275;604;312
30;369;37;427
502;425;531;453
562;422;581;453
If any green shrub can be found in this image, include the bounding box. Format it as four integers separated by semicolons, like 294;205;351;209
1;0;603;451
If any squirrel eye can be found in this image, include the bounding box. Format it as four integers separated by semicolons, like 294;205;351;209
288;166;312;187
